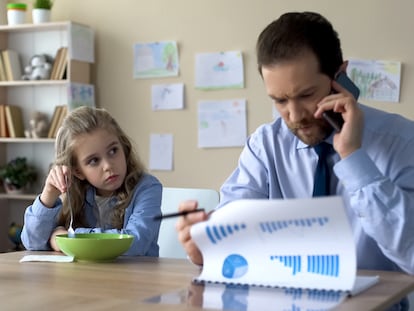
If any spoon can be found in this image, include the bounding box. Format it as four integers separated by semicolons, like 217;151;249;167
66;175;75;238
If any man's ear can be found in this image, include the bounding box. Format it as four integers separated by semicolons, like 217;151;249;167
73;168;85;180
338;61;348;74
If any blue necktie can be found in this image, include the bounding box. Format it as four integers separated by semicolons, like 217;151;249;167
312;142;332;197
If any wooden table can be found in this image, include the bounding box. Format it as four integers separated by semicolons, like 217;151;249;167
0;251;413;310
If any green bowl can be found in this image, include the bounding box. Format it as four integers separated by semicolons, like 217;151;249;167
55;233;134;262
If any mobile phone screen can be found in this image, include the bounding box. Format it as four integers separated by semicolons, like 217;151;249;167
323;110;344;132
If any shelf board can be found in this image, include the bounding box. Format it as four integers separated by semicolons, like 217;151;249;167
0;80;68;87
0;138;55;143
0;21;80;33
0;193;36;201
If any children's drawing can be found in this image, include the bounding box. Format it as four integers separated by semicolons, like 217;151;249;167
152;83;184;110
149;133;173;171
198;99;246;148
195;51;244;90
134;41;179;78
68;83;95;111
347;59;401;102
70;23;95;63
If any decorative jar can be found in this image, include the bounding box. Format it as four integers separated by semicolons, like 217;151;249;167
32;8;51;24
7;3;27;25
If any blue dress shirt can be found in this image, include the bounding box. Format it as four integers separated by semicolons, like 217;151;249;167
219;104;414;276
21;173;162;256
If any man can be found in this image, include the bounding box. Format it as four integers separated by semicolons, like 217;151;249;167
176;12;414;310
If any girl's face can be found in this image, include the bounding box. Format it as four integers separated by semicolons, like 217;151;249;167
72;128;127;197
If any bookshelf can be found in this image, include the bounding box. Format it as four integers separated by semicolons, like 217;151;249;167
0;21;94;252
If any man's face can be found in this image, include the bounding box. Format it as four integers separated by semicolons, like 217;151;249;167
262;51;333;146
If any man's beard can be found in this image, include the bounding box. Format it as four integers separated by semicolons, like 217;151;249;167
287;118;333;146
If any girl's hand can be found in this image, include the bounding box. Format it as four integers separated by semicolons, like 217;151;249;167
175;200;209;266
40;165;70;208
314;79;364;159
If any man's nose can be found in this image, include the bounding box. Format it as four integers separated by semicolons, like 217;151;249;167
288;102;306;123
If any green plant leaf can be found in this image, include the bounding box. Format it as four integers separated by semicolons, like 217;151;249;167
0;157;37;188
33;0;53;9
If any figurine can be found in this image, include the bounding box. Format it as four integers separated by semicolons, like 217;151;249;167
8;222;23;251
22;54;52;80
24;111;49;138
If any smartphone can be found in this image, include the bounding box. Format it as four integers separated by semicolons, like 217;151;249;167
322;72;360;132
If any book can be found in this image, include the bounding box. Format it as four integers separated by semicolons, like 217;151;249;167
50;47;64;80
56;47;68;80
0;53;7;81
2;49;22;81
0;104;9;137
5;105;24;137
190;197;379;296
47;105;64;138
53;105;67;137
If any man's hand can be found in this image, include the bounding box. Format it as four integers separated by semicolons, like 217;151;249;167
315;79;364;159
175;200;209;265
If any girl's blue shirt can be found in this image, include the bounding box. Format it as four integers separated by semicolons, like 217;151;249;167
21;173;162;256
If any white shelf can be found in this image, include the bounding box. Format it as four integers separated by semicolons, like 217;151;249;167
0;193;36;201
0;21;94;251
0;21;85;33
0;138;54;143
0;80;68;87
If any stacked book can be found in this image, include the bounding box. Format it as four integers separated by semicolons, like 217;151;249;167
0;104;68;139
0;47;68;82
47;105;67;138
0;49;23;81
50;47;68;80
0;105;25;137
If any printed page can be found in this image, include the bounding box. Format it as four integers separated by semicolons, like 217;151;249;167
191;196;357;291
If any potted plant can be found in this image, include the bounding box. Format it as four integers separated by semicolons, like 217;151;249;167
0;157;37;194
32;0;53;24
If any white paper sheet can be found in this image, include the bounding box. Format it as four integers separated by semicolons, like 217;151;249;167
195;51;244;90
20;255;74;263
68;83;95;111
69;23;95;63
152;83;184;111
191;197;375;292
134;41;179;78
347;59;401;103
149;133;173;171
198;99;246;148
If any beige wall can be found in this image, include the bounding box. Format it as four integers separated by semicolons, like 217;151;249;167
3;0;414;191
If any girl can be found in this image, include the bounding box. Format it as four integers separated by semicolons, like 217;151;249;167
21;106;162;256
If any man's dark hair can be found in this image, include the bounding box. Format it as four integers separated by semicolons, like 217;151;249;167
256;11;343;79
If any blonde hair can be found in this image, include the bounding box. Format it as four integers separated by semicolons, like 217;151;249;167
55;106;146;229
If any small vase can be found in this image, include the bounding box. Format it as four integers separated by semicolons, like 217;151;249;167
7;3;27;25
3;182;27;195
32;8;51;24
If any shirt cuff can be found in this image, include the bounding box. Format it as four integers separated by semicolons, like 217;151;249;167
334;149;383;193
32;195;62;216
